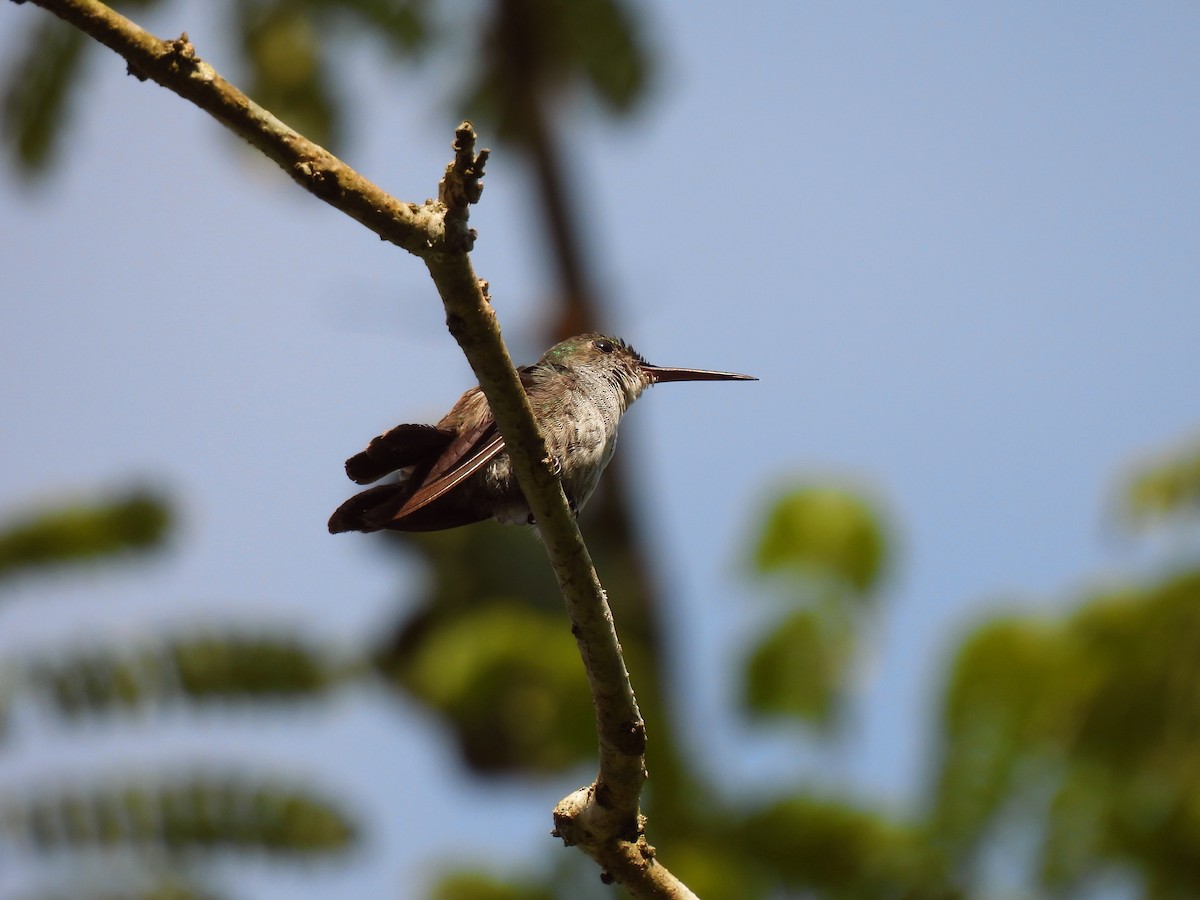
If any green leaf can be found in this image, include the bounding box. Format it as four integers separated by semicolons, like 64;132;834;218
1065;576;1200;769
239;2;339;151
931;571;1200;892
3;776;356;856
736;796;958;899
377;517;663;777
27;633;342;717
557;0;648;111
752;486;887;595
317;0;428;55
17;875;223;900
1;19;87;174
464;0;651;140
170;634;338;700
1040;763;1114;888
395;601;596;772
430;872;555;900
0;490;171;581
742;606;851;727
657;836;771;900
931;616;1065;850
1123;441;1200;524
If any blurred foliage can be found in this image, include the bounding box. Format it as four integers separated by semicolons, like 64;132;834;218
25;873;222;900
374;512;664;777
1123;437;1200;526
430;871;556;900
8;1;1200;897
466;0;649;140
0;488;359;895
424;437;1200;900
933;571;1200;894
742;485;887;728
0;489;170;581
743;605;853;726
1;0;647;176
1;0;166;172
730;797;957;900
2;776;354;855
753;485;887;595
237;1;338;149
923;436;1200;897
375;522;585;772
226;0;429;151
398;598;597;771
415;485;964;899
27;633;341;717
922;437;1200;895
0;15;87;171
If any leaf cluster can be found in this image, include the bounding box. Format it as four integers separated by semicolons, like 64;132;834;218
0;492;357;899
1;0;650;176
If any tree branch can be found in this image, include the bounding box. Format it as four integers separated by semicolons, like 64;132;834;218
12;0;695;894
13;0;440;256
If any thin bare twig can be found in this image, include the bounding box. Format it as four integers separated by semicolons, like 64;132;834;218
12;0;695;894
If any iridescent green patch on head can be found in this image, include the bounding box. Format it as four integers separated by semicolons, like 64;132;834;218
535;334;652;376
542;333;615;361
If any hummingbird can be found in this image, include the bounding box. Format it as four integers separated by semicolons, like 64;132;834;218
328;333;756;534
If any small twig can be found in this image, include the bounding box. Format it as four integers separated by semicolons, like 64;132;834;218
12;1;696;895
438;122;490;252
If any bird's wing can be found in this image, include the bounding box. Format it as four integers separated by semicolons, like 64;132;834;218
394;365;543;512
345;423;455;485
338;367;544;530
386;419;507;523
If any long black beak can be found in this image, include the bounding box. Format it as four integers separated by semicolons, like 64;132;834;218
644;365;758;384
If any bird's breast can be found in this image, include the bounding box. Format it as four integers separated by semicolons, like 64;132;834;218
544;392;623;512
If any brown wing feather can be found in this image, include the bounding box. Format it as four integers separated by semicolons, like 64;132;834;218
328;482;410;533
329;417;508;533
386;427;506;525
382;368;559;528
332;368;545;533
344;423;454;485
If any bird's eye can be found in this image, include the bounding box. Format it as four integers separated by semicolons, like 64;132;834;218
594;339;615;354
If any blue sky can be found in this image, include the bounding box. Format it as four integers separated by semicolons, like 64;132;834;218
2;2;1198;896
